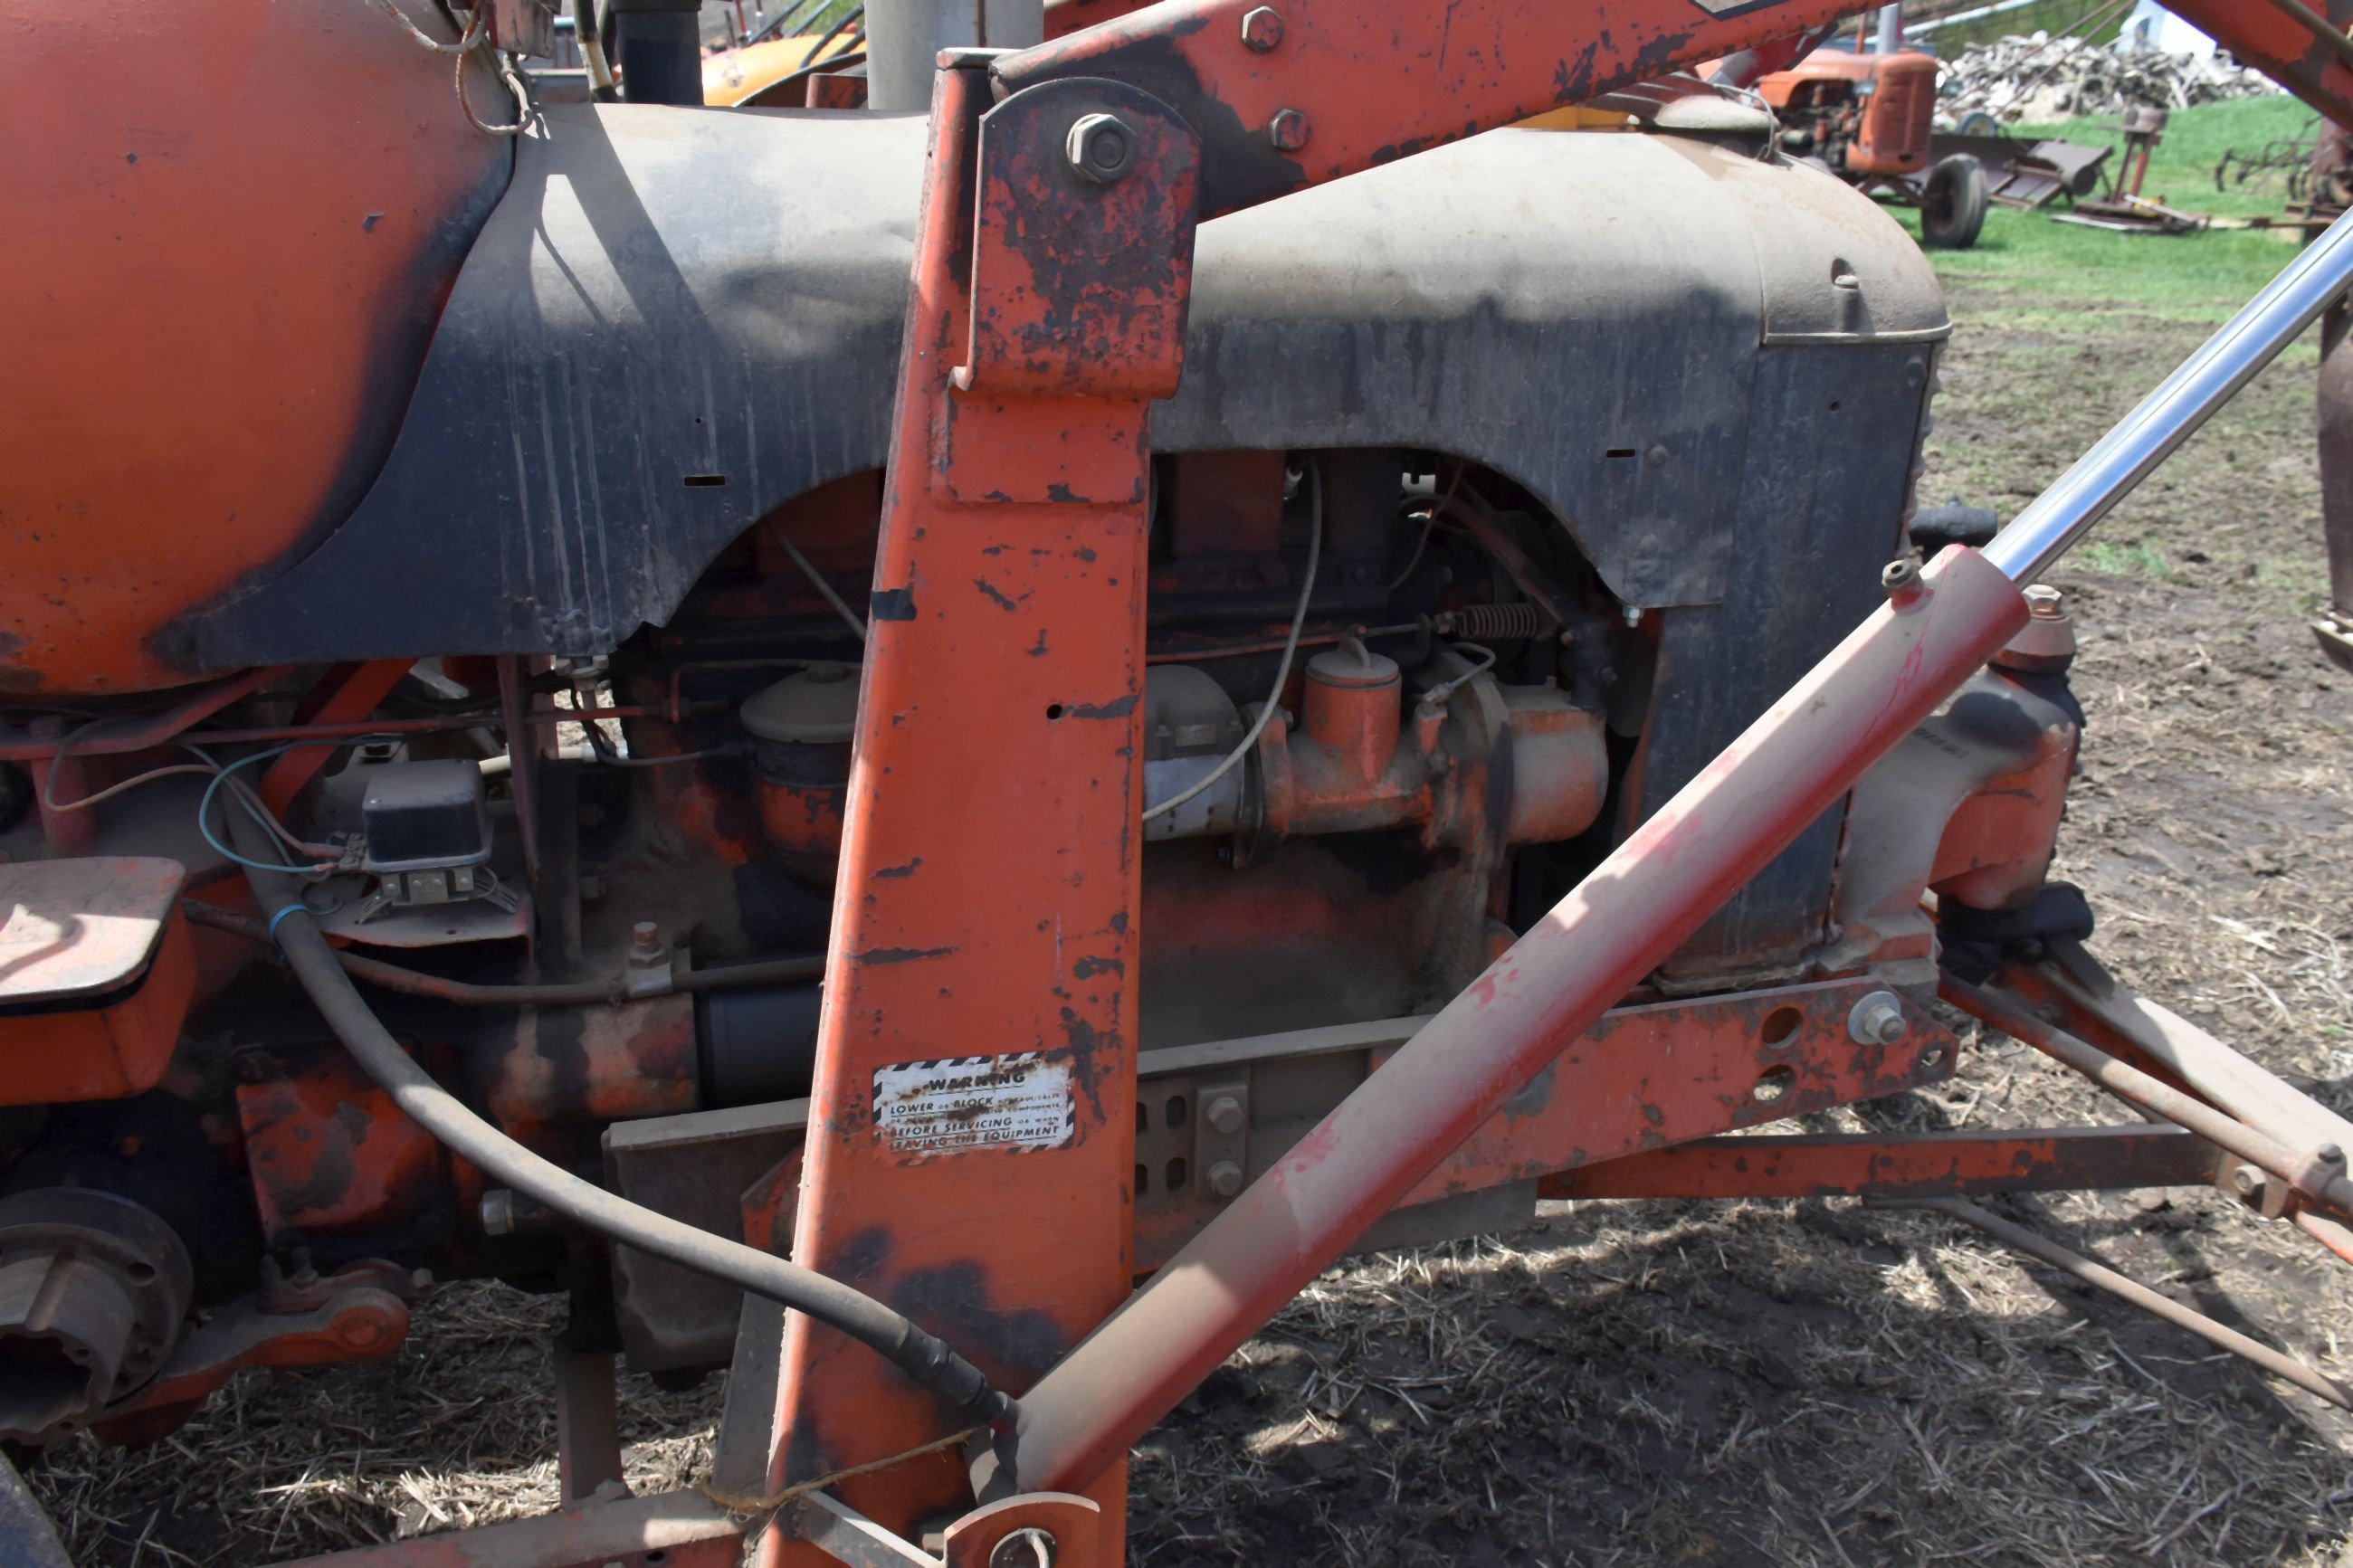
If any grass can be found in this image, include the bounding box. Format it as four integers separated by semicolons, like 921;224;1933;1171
1885;96;2329;322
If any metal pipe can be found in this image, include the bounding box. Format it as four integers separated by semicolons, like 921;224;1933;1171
181;900;824;1006
992;546;2032;1496
1883;1196;2353;1411
0;666;287;761
2035;962;2353;1162
2269;0;2353;77
1985;206;2353;583
1940;976;2353;1216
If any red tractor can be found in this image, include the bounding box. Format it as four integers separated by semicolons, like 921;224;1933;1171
1759;49;1993;249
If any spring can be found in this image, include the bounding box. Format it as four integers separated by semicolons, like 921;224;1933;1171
1437;602;1552;641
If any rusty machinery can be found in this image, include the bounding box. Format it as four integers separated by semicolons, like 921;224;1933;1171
1754;45;1999;248
7;0;2353;1563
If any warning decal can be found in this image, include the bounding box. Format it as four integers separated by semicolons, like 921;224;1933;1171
872;1052;1077;1160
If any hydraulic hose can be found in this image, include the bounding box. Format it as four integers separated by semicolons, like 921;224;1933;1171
229;831;1008;1422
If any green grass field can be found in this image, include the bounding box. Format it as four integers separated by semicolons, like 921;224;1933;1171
1887;95;2329;322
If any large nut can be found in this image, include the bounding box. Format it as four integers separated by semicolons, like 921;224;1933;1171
1064;112;1135;184
1239;5;1284;50
1204;1095;1245;1135
1207;1160;1245;1198
1267;108;1310;152
1847;990;1907;1048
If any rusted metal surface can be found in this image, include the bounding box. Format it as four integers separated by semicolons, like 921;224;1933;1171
1131;978;1957;1269
995;0;1872;218
1942;976;2353;1220
0;1189;194;1442
0;858;195;1105
237;1053;454;1248
93;1261;414;1445
554;1346;624;1504
281;1489;742;1568
2017;950;2353;1194
2168;0;2353;136
761;61;1170;1560
1545;1125;2221;1202
999;546;2029;1497
0;0;510;696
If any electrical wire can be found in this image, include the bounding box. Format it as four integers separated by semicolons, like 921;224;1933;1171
1141;461;1323;823
34;719;330;858
224;811;1008;1421
1386;466;1465;592
197;747;347;875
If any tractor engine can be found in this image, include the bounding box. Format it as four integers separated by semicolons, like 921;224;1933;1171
0;13;2082;1449
1758;49;1940;178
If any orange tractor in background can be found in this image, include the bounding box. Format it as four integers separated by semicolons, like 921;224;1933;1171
1759;48;1994;247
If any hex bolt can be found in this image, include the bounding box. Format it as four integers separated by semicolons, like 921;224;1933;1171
1204;1095;1245;1136
2231;1163;2267;1200
1239;5;1283;50
480;1190;517;1237
2024;583;2066;620
630;920;662;959
990;1526;1058;1568
1064;112;1135;184
1207;1160;1245;1198
1847;990;1907;1048
1267;108;1310;152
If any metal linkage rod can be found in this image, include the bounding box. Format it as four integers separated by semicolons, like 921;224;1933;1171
1941;976;2353;1218
1882;1196;2353;1411
1984;207;2353;584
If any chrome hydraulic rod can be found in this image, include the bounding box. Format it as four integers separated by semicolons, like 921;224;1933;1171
1984;206;2353;583
993;221;2353;1498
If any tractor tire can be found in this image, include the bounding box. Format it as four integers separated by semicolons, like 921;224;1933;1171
1955;110;2001;138
1920;154;1990;251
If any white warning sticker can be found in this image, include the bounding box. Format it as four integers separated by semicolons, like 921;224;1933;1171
872;1052;1077;1160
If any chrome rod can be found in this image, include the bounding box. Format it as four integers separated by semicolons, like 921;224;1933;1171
1985;207;2353;584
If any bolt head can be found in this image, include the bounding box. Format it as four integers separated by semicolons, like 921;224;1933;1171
2232;1164;2264;1197
1240;5;1283;50
1065;112;1134;184
2023;583;2066;620
1205;1096;1244;1135
1207;1160;1245;1198
1267;108;1310;152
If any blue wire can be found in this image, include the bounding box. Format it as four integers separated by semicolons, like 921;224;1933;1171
195;745;340;874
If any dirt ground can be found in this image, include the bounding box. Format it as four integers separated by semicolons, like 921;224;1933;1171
24;272;2353;1566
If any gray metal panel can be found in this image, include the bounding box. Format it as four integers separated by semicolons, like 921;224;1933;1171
182;107;1946;667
